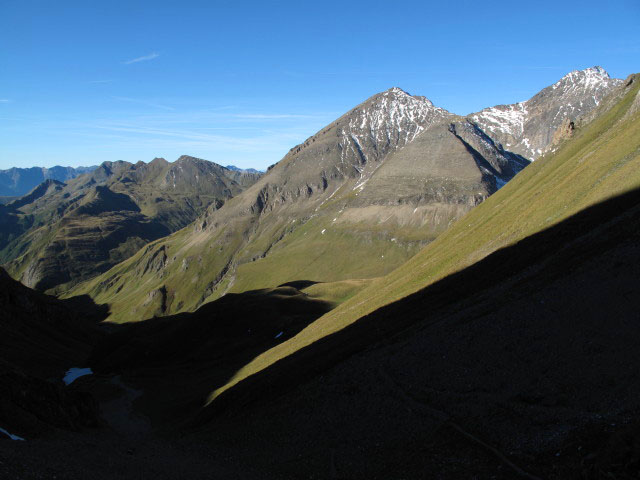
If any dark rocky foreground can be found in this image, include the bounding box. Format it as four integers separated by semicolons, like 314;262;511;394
2;188;640;479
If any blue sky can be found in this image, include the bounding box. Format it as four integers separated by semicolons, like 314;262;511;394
1;0;638;170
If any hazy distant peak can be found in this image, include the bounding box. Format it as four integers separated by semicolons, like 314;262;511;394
225;165;263;174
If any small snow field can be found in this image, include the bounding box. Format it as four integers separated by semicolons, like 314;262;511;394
63;367;93;385
0;427;25;441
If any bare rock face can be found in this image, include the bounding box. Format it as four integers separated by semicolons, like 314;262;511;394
142;285;169;317
551;117;576;147
469;67;623;159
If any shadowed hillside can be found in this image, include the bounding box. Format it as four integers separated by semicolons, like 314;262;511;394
85;284;332;429
0;267;107;440
191;185;640;479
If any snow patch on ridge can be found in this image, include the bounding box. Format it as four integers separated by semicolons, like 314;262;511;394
471;102;527;138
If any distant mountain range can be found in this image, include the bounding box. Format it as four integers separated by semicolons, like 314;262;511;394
0;165;98;197
225;165;263;174
0;156;261;292
0;163;260;198
69;67;622;323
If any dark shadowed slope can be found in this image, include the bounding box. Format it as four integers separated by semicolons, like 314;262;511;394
85;284;332;429
195;186;640;479
0;267;107;440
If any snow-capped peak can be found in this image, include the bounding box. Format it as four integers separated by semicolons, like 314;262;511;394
385;86;411;96
551;66;613;91
469;66;622;160
342;87;449;147
329;86;451;179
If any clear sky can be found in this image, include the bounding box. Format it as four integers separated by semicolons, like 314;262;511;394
1;0;638;170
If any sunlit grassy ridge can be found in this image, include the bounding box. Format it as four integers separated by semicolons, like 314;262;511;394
210;75;640;402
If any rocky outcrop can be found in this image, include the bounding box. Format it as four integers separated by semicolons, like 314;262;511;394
550;117;575;147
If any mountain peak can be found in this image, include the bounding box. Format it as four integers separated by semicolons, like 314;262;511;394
552;66;616;90
586;65;609;77
175;155;205;164
384;86;410;96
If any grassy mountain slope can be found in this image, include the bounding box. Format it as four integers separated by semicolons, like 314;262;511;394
1;156;260;292
69;89;529;322
210;73;640;402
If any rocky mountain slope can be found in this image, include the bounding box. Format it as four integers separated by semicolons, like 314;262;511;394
69;86;532;322
0;165;97;197
469;66;622;159
0;156;261;292
70;67;620;324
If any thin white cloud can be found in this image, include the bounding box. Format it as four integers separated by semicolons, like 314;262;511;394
123;52;160;65
234;113;316;119
88;122;311;152
112;96;174;111
520;66;565;71
0;99;10;103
